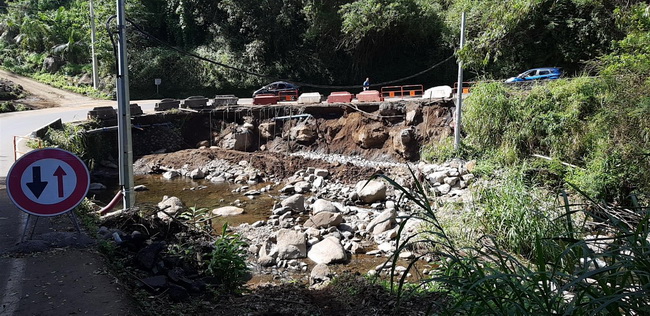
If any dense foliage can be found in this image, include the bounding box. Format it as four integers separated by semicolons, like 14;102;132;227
2;0;643;98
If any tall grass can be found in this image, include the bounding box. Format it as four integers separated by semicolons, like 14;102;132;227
377;169;650;315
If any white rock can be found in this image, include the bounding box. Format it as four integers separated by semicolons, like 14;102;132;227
355;180;387;203
212;206;244;216
162;170;180;179
312;199;339;213
277;229;307;259
367;209;396;235
308;237;347;264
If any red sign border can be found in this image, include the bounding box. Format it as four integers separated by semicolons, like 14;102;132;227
7;148;90;217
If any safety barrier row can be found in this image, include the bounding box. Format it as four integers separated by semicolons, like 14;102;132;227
14;136;43;161
380;85;424;98
452;82;475;95
278;89;299;101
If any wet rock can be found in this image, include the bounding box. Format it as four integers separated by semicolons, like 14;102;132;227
162;170;180;179
355;180;387;203
189;168;204;179
308;237;347;264
277;229;307;259
281;194;305;213
212;206;244;216
312;199;338;214
304;211;343;229
157;196;184;217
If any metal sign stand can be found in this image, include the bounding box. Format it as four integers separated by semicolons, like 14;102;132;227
20;211;82;242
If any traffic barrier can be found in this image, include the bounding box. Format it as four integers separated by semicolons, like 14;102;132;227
253;94;279;105
87;106;117;120
381;85;424;98
298;92;323;104
278;90;299;101
155;98;180;111
181;96;209;109
212;95;239;106
13;135;42;161
423;85;453;99
130;103;143;116
327;91;353;103
452;82;475;95
356;90;384;102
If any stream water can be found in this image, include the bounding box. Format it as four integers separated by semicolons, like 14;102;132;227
91;175;435;285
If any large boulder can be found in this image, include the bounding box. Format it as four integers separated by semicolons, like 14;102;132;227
304;211;343;229
367;209;397;235
220;127;253;151
281;194;305;213
277;229;307;259
42;56;63;73
308;237;347;264
312;199;338;214
157;196;184;215
355;180;387;203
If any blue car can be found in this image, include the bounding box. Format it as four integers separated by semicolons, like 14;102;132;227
505;67;562;83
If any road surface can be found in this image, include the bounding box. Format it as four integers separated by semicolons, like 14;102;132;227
0;70;148;315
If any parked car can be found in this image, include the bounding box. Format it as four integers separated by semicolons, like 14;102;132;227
252;81;300;98
505;67;562;83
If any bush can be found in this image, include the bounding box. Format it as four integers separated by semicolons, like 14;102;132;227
381;170;650;315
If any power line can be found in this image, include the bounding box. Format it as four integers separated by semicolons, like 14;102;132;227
117;17;455;90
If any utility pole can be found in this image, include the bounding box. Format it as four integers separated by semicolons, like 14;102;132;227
89;0;99;89
116;0;134;209
454;12;466;151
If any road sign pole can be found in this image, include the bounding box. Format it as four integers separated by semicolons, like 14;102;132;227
454;12;466;151
116;0;135;209
89;0;99;89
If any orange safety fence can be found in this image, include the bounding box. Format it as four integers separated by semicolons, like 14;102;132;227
380;85;424;98
452;82;475;95
13;136;43;161
278;89;299;101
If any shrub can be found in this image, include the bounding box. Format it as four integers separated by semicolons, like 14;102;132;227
381;170;650;315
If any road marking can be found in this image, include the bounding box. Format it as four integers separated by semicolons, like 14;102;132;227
0;257;26;315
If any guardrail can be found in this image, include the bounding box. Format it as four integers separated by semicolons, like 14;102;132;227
14;136;43;161
380;84;424;98
452;82;475;94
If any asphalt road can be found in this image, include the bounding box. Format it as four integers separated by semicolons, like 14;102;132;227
0;72;155;315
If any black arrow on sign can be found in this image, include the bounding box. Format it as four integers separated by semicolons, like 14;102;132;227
26;166;48;198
